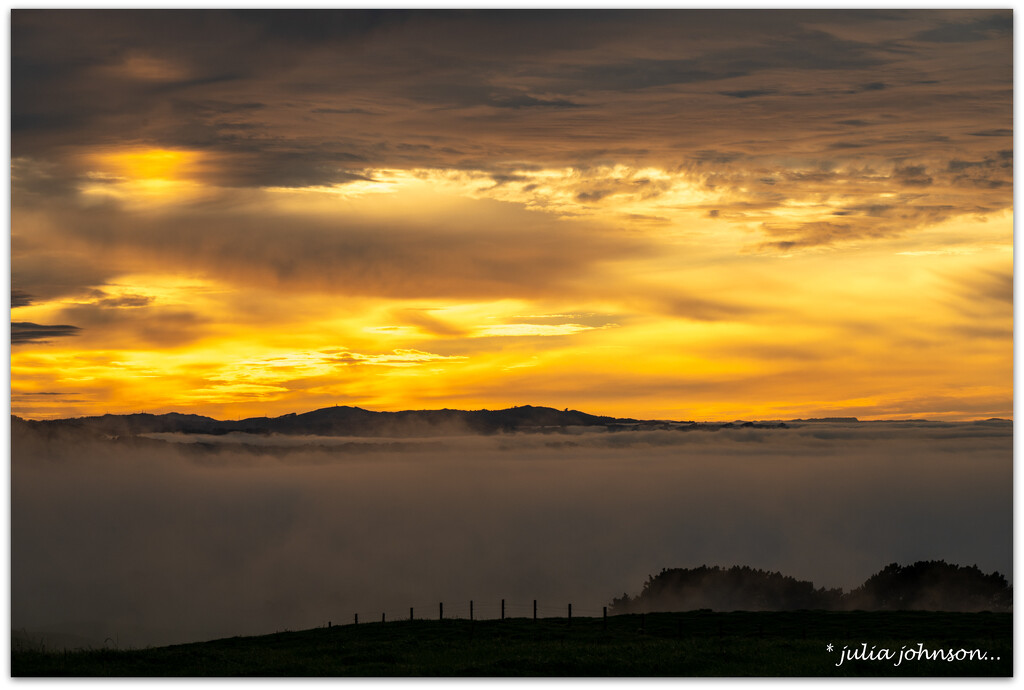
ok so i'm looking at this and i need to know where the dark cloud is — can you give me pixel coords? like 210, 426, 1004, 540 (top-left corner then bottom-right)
10, 220, 135, 302
488, 173, 529, 186
838, 203, 954, 219
659, 295, 753, 322
757, 222, 857, 251
716, 28, 885, 73
575, 190, 611, 202
210, 151, 371, 189
11, 262, 120, 305
565, 59, 727, 92
229, 9, 413, 44
12, 322, 81, 344
10, 158, 85, 200
893, 164, 933, 187
757, 196, 962, 250
969, 129, 1012, 137
310, 107, 376, 115
780, 170, 838, 184
691, 151, 745, 164
12, 290, 34, 308
719, 89, 776, 99
941, 269, 1013, 314
948, 159, 984, 171
549, 26, 882, 97
828, 141, 870, 150
10, 12, 1007, 170
13, 10, 360, 163
912, 13, 1011, 43
47, 302, 208, 348
14, 197, 649, 302
490, 94, 583, 109
10, 9, 1013, 252
717, 343, 826, 363
93, 293, 154, 308
193, 100, 266, 113
946, 153, 1012, 190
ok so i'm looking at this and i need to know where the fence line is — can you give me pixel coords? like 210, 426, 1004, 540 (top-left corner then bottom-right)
336, 598, 621, 627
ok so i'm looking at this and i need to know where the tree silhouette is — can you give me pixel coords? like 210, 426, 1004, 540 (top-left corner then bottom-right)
610, 565, 842, 613
843, 561, 1011, 612
611, 561, 1011, 613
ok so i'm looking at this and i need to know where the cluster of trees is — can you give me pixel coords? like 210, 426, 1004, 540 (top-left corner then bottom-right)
844, 561, 1013, 612
610, 561, 1011, 613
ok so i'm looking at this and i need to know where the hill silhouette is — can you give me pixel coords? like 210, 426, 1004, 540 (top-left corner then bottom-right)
611, 562, 1011, 613
843, 561, 1012, 612
11, 405, 644, 438
611, 566, 843, 613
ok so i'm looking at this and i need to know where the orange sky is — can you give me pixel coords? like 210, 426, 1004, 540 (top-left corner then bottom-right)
10, 9, 1012, 421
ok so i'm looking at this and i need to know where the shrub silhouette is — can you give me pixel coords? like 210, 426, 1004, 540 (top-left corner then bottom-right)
842, 561, 1011, 612
610, 565, 842, 613
611, 561, 1011, 613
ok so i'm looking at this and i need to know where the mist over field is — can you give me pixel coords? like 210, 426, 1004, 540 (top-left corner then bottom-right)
12, 420, 1011, 649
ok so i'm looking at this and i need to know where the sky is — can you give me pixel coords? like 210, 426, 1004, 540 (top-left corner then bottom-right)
9, 9, 1013, 421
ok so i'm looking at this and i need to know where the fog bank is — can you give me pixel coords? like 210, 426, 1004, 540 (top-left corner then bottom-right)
12, 422, 1011, 648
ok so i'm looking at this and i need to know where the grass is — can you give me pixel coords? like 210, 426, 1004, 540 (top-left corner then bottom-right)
11, 610, 1012, 677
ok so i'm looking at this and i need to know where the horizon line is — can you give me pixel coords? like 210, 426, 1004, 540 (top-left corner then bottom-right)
10, 403, 1014, 426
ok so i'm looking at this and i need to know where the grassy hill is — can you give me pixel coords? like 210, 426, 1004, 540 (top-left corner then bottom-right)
12, 610, 1011, 677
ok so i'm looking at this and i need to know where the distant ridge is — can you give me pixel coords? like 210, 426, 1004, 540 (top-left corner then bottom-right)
11, 405, 647, 438
13, 407, 1006, 440
789, 417, 859, 423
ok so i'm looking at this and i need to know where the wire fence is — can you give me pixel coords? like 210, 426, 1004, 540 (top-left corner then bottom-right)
330, 599, 615, 628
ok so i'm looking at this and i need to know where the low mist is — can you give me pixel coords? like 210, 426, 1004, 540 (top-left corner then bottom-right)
12, 421, 1012, 648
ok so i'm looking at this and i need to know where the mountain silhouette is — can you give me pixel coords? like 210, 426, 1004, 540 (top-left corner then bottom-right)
11, 405, 646, 438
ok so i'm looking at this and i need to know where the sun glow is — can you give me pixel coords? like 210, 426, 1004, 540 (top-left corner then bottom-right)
90, 148, 203, 181
76, 148, 212, 204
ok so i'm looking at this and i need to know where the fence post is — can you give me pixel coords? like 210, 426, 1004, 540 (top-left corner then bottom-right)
533, 600, 537, 620
355, 613, 358, 625
470, 600, 474, 621
440, 602, 443, 620
382, 612, 385, 624
603, 606, 607, 629
568, 603, 572, 623
328, 621, 332, 628
501, 599, 505, 620
410, 607, 414, 621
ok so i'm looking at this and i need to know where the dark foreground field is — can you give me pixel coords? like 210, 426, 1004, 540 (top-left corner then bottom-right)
12, 611, 1011, 677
